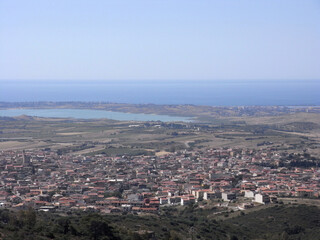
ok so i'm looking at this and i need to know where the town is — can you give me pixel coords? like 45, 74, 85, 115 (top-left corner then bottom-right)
1, 146, 319, 215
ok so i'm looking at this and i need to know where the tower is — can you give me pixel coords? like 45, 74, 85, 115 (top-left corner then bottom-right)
22, 150, 30, 165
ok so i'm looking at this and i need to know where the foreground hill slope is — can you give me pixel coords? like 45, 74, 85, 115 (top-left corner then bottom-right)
0, 204, 320, 240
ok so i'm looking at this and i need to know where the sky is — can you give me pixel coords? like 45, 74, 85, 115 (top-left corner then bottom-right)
0, 0, 319, 81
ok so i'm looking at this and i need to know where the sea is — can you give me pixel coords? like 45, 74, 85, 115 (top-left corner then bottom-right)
0, 80, 319, 106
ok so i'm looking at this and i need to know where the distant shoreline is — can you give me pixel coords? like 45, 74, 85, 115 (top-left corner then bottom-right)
0, 102, 320, 122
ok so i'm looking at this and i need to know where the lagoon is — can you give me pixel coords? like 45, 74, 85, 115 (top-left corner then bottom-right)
0, 108, 191, 122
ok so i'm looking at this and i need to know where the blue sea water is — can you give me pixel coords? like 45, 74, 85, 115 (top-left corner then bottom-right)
0, 80, 319, 106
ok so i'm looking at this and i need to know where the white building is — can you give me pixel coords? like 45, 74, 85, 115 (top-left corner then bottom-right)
181, 197, 195, 206
244, 190, 255, 198
159, 197, 168, 205
203, 192, 216, 200
222, 192, 236, 201
255, 193, 270, 204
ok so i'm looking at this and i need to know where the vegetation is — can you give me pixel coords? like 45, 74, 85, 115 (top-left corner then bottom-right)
1, 205, 320, 239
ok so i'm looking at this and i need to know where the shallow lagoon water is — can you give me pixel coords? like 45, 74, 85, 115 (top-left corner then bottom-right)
0, 108, 191, 122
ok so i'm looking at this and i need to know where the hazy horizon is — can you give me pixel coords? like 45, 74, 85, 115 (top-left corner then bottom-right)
1, 0, 320, 81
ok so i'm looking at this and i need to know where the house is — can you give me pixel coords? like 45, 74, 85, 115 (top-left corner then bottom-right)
296, 189, 314, 198
238, 203, 254, 210
203, 191, 216, 200
244, 190, 255, 199
168, 196, 181, 205
222, 192, 236, 201
255, 193, 270, 204
39, 205, 57, 212
159, 197, 168, 205
0, 201, 11, 208
181, 196, 195, 206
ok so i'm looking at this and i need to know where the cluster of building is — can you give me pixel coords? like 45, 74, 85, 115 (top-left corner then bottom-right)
0, 147, 319, 214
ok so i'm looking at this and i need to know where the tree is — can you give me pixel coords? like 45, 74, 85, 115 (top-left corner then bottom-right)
24, 208, 36, 229
79, 214, 119, 240
169, 230, 181, 240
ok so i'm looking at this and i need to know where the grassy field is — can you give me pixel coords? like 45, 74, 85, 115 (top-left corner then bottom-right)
1, 112, 320, 158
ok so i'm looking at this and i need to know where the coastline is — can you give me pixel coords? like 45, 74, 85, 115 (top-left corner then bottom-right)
0, 102, 320, 121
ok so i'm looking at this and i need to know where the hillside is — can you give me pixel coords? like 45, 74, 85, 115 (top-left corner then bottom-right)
1, 204, 320, 240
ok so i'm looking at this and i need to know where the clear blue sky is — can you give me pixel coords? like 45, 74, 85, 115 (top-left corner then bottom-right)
0, 0, 319, 80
